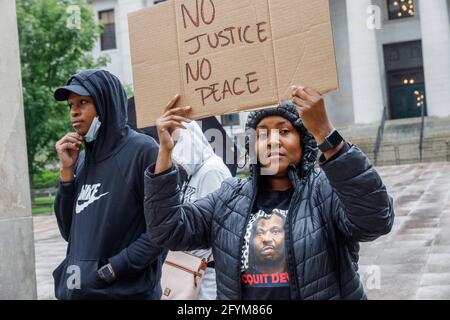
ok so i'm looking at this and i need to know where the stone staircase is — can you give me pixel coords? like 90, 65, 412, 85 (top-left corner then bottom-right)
338, 117, 450, 166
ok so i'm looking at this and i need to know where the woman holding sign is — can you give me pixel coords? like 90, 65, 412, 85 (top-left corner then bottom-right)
143, 86, 394, 300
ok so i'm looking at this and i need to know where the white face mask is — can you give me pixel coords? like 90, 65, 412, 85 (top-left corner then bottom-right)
84, 116, 101, 142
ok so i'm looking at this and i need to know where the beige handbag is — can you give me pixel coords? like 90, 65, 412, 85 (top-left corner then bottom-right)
160, 251, 208, 300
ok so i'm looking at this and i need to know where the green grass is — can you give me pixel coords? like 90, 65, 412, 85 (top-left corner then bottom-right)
33, 196, 55, 204
32, 195, 55, 215
32, 206, 53, 215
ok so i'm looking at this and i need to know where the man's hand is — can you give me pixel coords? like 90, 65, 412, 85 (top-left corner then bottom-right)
291, 85, 343, 159
55, 133, 83, 182
155, 94, 192, 174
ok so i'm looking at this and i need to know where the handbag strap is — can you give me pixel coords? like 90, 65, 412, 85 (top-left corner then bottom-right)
164, 259, 207, 277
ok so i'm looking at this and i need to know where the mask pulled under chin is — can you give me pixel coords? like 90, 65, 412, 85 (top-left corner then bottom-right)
84, 116, 101, 142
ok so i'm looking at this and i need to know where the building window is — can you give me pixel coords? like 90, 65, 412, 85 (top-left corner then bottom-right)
99, 9, 116, 51
387, 0, 415, 20
384, 41, 426, 120
221, 114, 240, 127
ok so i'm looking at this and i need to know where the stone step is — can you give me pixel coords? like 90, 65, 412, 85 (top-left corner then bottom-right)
339, 116, 450, 140
339, 117, 450, 166
233, 117, 450, 168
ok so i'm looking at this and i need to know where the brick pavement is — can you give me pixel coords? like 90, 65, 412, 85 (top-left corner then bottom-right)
33, 162, 450, 299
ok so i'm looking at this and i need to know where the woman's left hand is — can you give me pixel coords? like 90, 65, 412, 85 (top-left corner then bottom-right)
291, 85, 334, 145
292, 85, 344, 159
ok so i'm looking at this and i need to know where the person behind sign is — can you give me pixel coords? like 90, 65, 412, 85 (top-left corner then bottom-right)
170, 120, 231, 300
143, 86, 394, 299
52, 69, 166, 299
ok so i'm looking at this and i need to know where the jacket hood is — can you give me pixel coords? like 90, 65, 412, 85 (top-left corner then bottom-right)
245, 100, 318, 181
172, 121, 216, 176
68, 69, 129, 162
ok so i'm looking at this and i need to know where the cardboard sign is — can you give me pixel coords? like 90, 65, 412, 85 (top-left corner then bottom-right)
129, 0, 338, 127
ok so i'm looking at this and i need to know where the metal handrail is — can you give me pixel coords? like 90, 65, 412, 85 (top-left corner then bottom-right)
419, 103, 426, 162
373, 105, 387, 166
374, 140, 449, 166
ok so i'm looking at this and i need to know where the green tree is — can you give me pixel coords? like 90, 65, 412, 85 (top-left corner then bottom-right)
17, 0, 108, 177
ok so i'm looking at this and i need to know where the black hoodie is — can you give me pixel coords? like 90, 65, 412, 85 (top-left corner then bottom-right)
53, 70, 166, 299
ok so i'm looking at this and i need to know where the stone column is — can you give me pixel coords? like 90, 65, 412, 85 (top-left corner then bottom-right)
420, 0, 450, 118
0, 0, 37, 299
346, 0, 385, 124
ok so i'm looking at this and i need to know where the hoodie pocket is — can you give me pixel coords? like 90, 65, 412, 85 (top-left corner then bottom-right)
53, 256, 111, 300
110, 266, 155, 299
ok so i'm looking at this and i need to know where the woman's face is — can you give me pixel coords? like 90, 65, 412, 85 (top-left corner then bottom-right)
256, 116, 302, 177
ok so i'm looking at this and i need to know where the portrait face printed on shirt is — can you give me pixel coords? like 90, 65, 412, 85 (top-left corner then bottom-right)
249, 212, 287, 274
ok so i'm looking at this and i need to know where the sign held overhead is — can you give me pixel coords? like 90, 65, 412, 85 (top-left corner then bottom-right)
129, 0, 338, 127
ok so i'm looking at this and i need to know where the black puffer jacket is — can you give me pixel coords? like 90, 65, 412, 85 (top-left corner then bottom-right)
144, 142, 394, 299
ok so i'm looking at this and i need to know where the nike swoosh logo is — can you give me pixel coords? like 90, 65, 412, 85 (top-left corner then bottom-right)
75, 192, 109, 214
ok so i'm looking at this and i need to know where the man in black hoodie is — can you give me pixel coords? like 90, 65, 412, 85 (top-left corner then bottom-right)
52, 69, 166, 299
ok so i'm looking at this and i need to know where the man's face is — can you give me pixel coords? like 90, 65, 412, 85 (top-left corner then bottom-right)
256, 116, 302, 177
252, 214, 286, 266
68, 93, 97, 137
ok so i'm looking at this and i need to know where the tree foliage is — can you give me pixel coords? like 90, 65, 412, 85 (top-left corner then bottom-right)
17, 0, 108, 175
